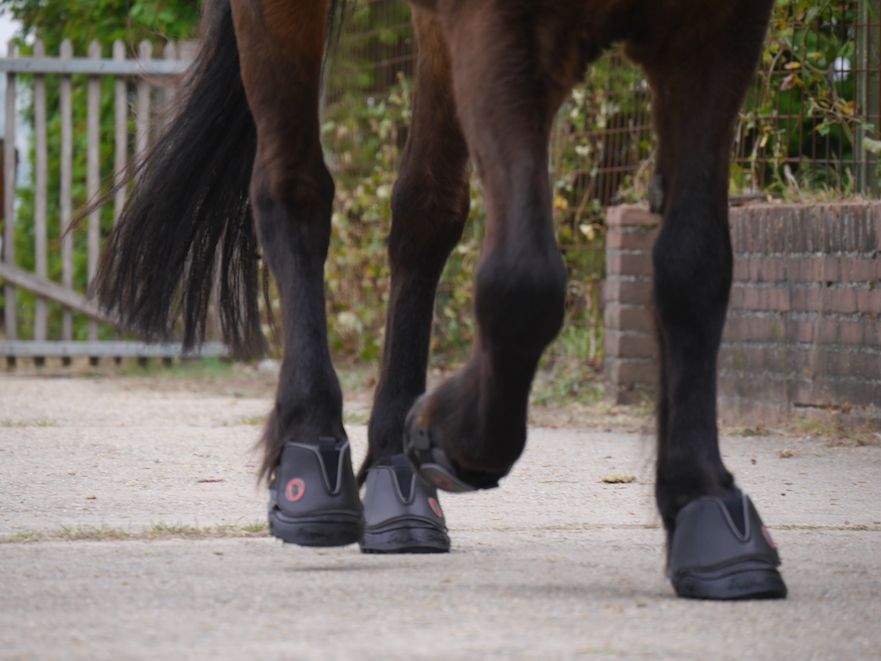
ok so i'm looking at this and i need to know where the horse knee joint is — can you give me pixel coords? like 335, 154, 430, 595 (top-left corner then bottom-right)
256, 157, 333, 207
475, 249, 567, 350
388, 172, 469, 271
251, 159, 335, 249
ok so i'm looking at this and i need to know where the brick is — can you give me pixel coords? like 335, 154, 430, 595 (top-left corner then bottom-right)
791, 376, 881, 410
718, 372, 788, 407
787, 287, 857, 314
840, 257, 881, 282
605, 330, 658, 359
760, 287, 792, 312
812, 256, 842, 283
788, 318, 814, 344
724, 313, 779, 344
741, 285, 761, 310
732, 257, 749, 281
606, 205, 660, 228
747, 256, 761, 282
794, 288, 821, 313
802, 348, 881, 381
824, 288, 859, 314
723, 344, 786, 375
603, 278, 652, 306
606, 357, 657, 387
606, 227, 658, 251
784, 210, 809, 253
728, 285, 744, 310
604, 303, 655, 334
857, 289, 881, 314
758, 258, 786, 282
829, 319, 879, 346
607, 251, 653, 278
874, 210, 881, 250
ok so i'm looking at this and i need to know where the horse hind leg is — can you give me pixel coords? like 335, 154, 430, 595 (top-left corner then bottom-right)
401, 4, 586, 491
231, 0, 362, 546
628, 0, 786, 599
358, 8, 470, 554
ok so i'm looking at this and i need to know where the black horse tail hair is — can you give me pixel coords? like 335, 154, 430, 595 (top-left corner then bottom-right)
92, 0, 263, 358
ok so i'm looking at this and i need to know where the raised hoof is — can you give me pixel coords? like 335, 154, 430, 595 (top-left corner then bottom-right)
359, 455, 450, 554
403, 392, 503, 493
268, 438, 364, 547
669, 490, 787, 600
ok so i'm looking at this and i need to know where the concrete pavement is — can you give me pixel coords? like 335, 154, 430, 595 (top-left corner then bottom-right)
1, 374, 879, 660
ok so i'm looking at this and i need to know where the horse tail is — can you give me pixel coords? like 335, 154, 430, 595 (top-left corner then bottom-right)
94, 0, 262, 357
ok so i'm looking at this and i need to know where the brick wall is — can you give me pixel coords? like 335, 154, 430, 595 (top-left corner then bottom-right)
604, 206, 659, 405
604, 203, 881, 427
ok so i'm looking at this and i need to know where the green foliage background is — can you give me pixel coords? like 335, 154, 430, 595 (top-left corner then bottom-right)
0, 0, 873, 405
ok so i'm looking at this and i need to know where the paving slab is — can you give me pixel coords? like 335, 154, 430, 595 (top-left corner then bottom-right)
1, 374, 880, 660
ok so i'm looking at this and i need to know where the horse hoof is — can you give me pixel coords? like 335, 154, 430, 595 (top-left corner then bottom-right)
669, 489, 787, 600
268, 438, 364, 547
359, 454, 450, 554
403, 392, 503, 493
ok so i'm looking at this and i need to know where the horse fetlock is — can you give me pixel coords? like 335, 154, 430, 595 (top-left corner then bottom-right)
655, 464, 736, 532
403, 367, 526, 492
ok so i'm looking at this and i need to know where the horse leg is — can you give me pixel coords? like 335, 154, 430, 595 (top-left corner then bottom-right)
231, 0, 362, 546
359, 8, 470, 553
627, 0, 786, 598
402, 4, 585, 491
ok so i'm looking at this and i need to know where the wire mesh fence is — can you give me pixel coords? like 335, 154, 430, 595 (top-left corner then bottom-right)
733, 1, 881, 195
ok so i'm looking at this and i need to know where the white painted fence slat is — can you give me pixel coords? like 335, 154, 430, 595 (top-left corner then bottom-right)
0, 57, 187, 76
4, 40, 17, 343
33, 40, 47, 343
0, 340, 226, 359
60, 39, 73, 341
113, 40, 127, 224
136, 41, 152, 158
87, 41, 101, 344
160, 41, 176, 131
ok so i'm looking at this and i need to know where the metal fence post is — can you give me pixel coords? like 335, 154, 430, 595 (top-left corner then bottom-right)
857, 0, 881, 196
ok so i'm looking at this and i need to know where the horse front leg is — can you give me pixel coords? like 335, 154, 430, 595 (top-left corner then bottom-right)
358, 8, 470, 553
402, 4, 584, 491
232, 0, 362, 546
629, 0, 786, 598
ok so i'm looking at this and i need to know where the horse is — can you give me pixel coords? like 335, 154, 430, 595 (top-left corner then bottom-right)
94, 0, 786, 600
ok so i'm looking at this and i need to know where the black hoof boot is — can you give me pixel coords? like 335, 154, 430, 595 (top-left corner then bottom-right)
403, 392, 505, 493
669, 490, 787, 600
268, 437, 364, 547
359, 454, 450, 554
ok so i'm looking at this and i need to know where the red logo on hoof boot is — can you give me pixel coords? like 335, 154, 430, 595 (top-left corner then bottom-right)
428, 498, 443, 518
285, 478, 305, 502
432, 476, 456, 491
762, 526, 777, 549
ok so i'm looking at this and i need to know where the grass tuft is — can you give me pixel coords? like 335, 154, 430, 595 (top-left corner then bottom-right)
0, 419, 59, 427
0, 520, 270, 544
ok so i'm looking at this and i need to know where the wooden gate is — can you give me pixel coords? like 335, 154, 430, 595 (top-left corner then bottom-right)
0, 39, 225, 363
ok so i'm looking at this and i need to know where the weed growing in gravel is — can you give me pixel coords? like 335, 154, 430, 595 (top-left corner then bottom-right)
0, 520, 270, 544
217, 415, 265, 427
121, 357, 234, 381
0, 419, 58, 427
